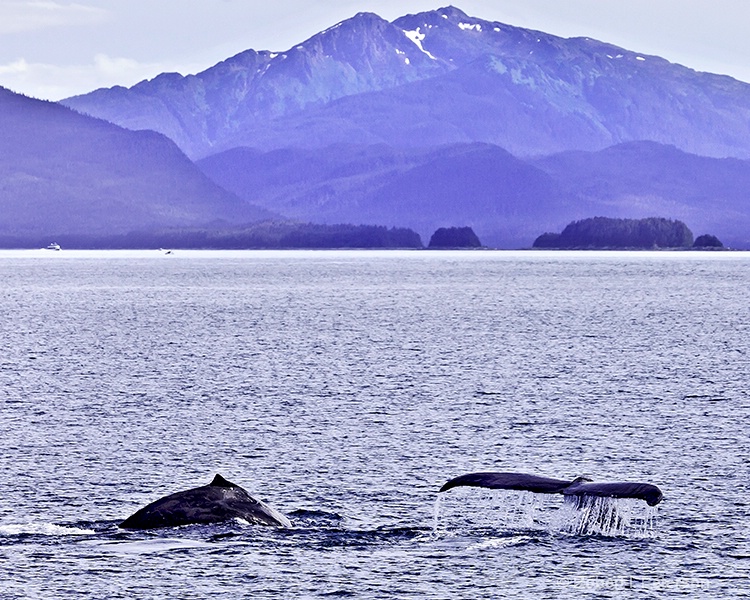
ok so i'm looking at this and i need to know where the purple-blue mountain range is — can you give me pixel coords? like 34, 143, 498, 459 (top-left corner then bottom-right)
63, 6, 750, 161
2, 6, 750, 247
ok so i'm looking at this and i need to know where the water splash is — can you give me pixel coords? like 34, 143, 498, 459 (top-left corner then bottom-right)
0, 522, 95, 536
434, 490, 658, 538
467, 535, 535, 551
92, 538, 212, 555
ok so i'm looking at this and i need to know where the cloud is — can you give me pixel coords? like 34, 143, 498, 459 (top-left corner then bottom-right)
92, 53, 142, 77
0, 54, 171, 100
0, 1, 108, 34
0, 58, 30, 75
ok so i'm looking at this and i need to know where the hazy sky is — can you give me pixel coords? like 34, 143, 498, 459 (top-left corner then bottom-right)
1, 0, 748, 100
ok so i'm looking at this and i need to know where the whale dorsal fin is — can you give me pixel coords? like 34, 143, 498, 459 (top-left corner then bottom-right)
210, 474, 236, 488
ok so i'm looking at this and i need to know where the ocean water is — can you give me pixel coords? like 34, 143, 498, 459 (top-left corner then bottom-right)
0, 249, 748, 598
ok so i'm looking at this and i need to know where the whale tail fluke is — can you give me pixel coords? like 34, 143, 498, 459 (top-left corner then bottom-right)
563, 480, 663, 506
439, 471, 663, 506
439, 472, 572, 494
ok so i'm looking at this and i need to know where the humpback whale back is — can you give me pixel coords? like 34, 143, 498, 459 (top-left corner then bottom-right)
439, 472, 663, 506
119, 474, 292, 529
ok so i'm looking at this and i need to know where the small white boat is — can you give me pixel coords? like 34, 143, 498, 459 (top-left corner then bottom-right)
45, 242, 61, 251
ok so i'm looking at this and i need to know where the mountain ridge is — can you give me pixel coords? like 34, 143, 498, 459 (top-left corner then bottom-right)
0, 86, 272, 241
196, 139, 750, 249
6, 7, 750, 248
61, 6, 750, 160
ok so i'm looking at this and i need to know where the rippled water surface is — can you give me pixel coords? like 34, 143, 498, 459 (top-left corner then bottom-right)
1, 249, 748, 598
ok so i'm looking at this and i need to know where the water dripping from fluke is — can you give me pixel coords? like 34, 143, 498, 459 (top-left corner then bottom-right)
432, 494, 443, 536
553, 496, 659, 537
434, 489, 659, 539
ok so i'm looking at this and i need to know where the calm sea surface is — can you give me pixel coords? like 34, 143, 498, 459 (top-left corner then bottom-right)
1, 249, 748, 598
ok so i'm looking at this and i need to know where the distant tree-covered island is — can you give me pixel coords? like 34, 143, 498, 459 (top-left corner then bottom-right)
692, 234, 724, 248
118, 222, 424, 249
428, 227, 482, 248
533, 217, 701, 249
4, 221, 423, 250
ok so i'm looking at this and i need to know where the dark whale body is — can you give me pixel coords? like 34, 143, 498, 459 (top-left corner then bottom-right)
119, 474, 292, 529
439, 472, 663, 506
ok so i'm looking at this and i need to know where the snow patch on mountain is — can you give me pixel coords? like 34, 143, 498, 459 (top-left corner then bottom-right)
458, 22, 482, 32
402, 28, 437, 60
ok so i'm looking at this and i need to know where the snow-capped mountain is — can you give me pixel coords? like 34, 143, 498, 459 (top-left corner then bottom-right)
62, 6, 750, 160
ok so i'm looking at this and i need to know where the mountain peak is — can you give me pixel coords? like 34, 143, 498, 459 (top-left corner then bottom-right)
397, 5, 471, 25
436, 5, 471, 19
311, 11, 390, 42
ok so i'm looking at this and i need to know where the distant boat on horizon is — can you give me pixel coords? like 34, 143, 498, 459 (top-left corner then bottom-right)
45, 242, 61, 251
